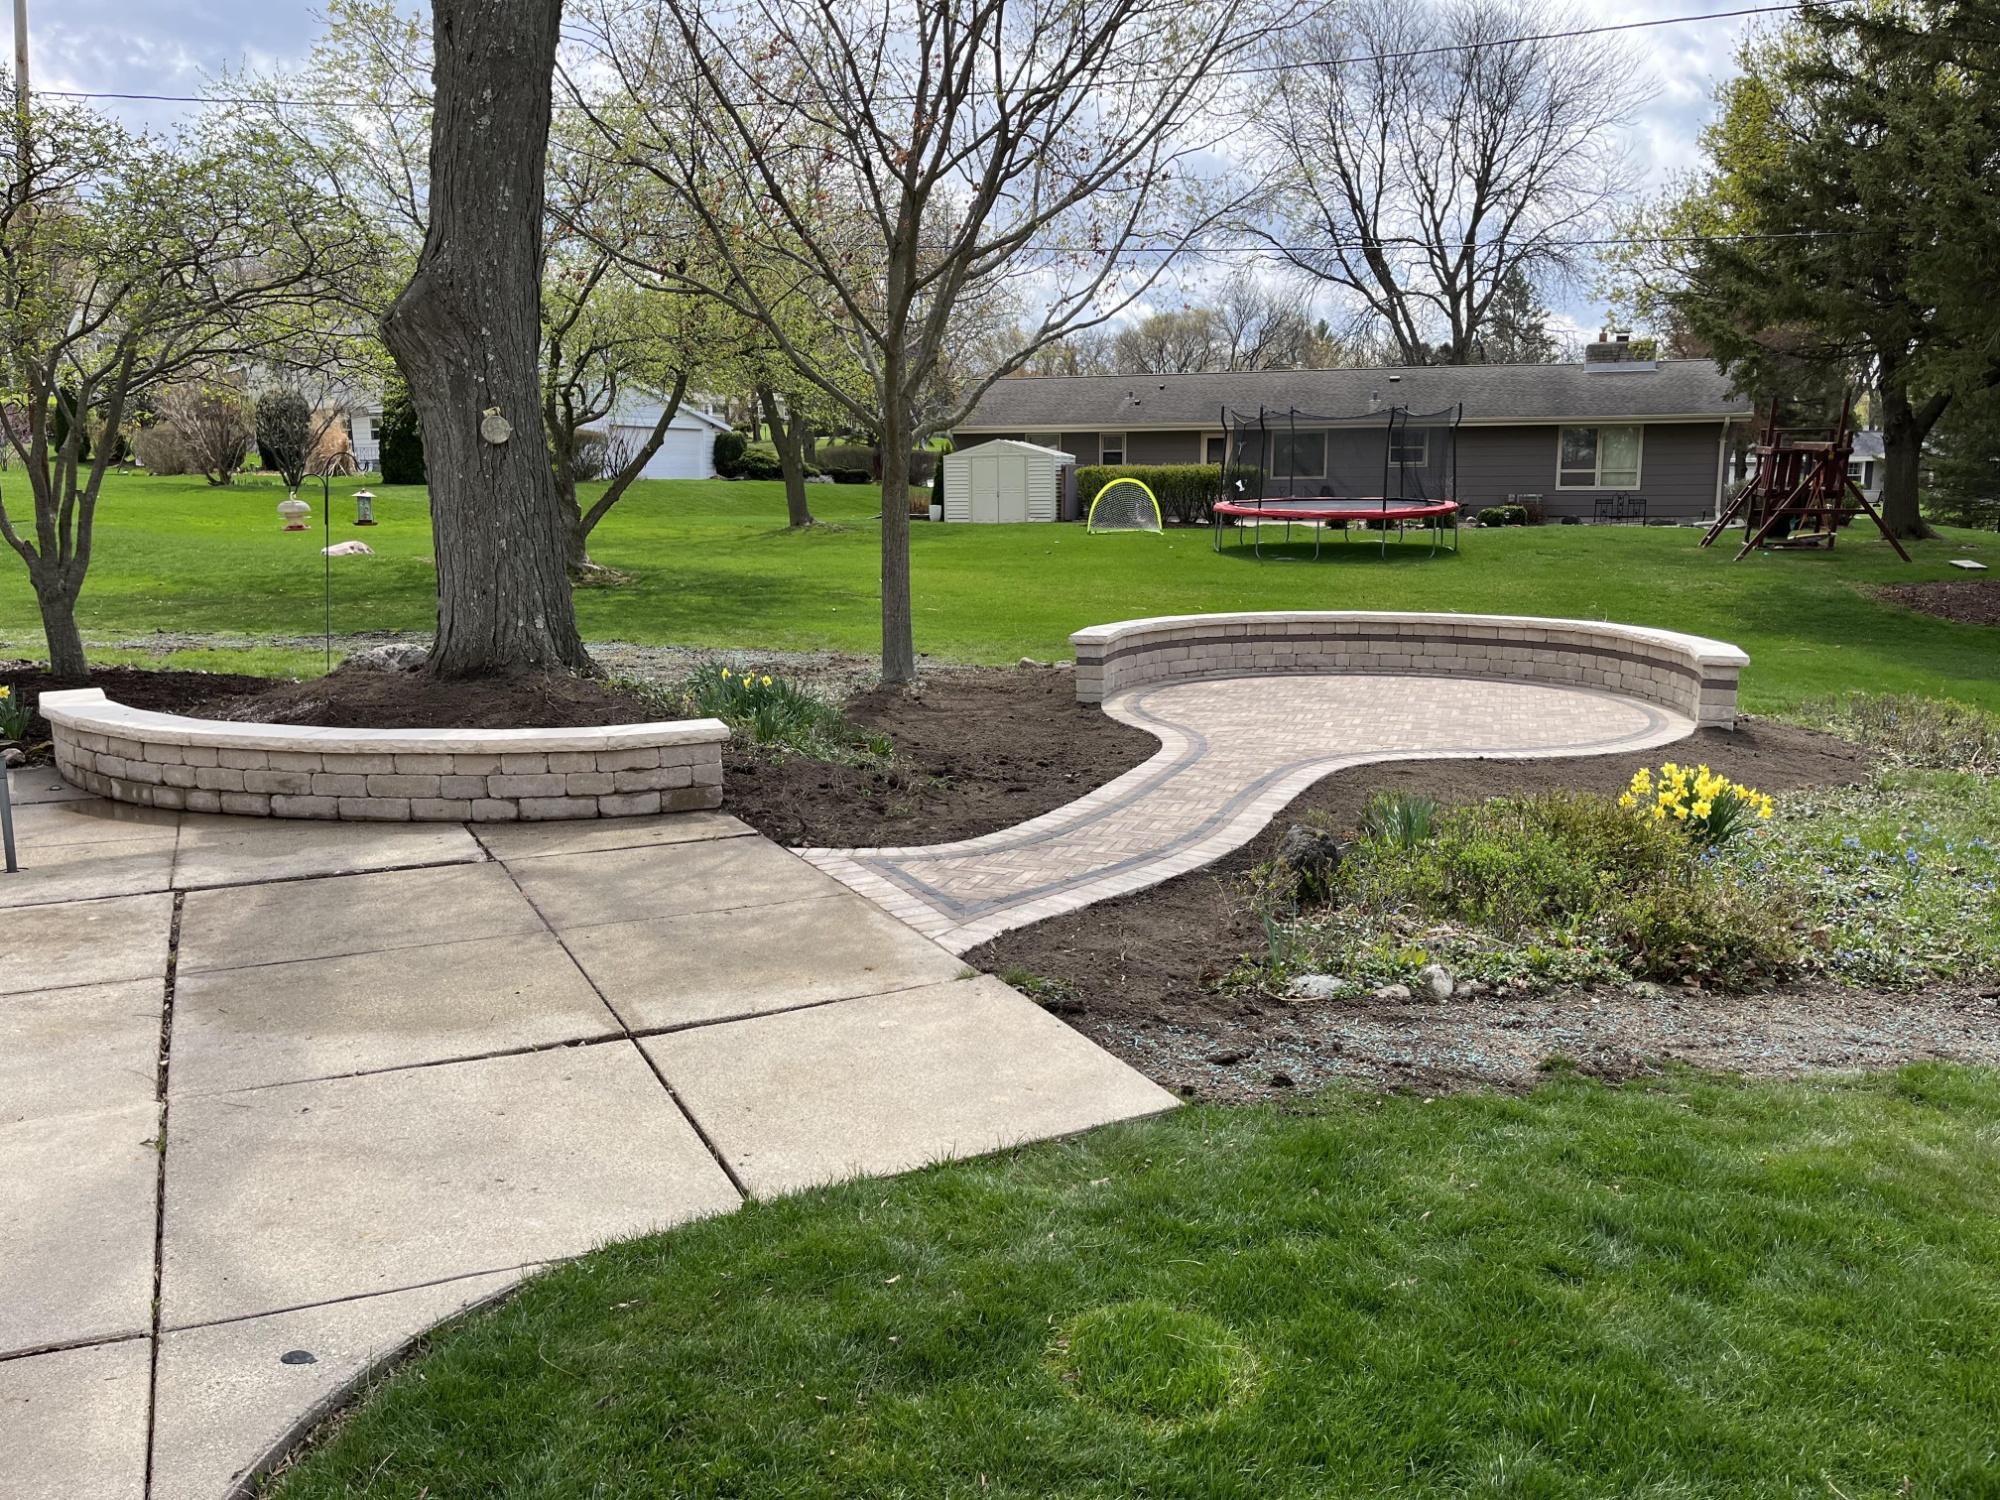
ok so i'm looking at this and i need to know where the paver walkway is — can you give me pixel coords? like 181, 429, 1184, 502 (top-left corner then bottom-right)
0, 766, 1172, 1500
804, 674, 1695, 952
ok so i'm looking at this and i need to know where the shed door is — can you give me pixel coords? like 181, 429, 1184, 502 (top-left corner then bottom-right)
997, 454, 1029, 522
970, 454, 1000, 522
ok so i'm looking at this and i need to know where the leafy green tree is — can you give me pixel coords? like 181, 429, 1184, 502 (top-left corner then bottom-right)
377, 375, 426, 485
1612, 6, 2000, 537
255, 388, 314, 493
0, 103, 373, 679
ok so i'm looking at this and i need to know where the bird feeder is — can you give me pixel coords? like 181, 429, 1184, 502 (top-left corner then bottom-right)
353, 489, 377, 526
277, 497, 311, 531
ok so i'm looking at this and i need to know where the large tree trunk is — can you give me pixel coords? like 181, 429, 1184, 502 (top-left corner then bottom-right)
758, 386, 816, 529
1877, 382, 1948, 540
878, 401, 916, 684
381, 0, 589, 680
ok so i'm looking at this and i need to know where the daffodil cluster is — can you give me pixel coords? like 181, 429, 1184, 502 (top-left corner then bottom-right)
0, 683, 27, 741
1618, 762, 1774, 845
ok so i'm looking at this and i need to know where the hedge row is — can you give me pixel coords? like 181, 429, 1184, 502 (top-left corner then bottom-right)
1075, 464, 1268, 525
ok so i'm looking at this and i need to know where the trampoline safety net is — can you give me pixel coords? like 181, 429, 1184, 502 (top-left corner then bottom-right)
1218, 403, 1461, 509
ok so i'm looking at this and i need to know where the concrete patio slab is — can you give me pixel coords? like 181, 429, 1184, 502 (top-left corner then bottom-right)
564, 892, 968, 1032
176, 862, 539, 974
11, 799, 180, 848
0, 1101, 160, 1356
5, 764, 94, 805
0, 836, 178, 909
169, 933, 619, 1097
644, 976, 1179, 1198
161, 1043, 740, 1326
150, 1268, 525, 1500
0, 1337, 151, 1500
172, 814, 483, 890
477, 808, 755, 862
0, 892, 174, 997
509, 835, 844, 931
0, 979, 161, 1126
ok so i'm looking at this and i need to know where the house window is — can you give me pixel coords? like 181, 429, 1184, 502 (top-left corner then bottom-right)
1099, 433, 1126, 466
1389, 430, 1429, 467
1558, 425, 1642, 488
1027, 433, 1060, 450
1847, 459, 1875, 489
1272, 430, 1326, 479
1205, 435, 1226, 465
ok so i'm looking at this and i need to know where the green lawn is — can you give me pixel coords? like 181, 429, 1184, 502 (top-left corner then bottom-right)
1, 471, 1995, 711
275, 1068, 2000, 1498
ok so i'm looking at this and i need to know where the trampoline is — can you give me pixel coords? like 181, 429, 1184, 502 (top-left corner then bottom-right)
1211, 401, 1462, 560
1212, 496, 1461, 558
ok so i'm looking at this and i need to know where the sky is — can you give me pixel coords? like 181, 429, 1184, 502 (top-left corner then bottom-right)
25, 0, 1771, 334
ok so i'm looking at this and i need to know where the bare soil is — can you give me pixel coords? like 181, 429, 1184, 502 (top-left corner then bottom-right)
723, 667, 1158, 847
958, 719, 2000, 1100
1874, 577, 2000, 627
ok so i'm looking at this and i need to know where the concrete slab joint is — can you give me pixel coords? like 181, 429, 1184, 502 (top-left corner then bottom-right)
38, 689, 731, 823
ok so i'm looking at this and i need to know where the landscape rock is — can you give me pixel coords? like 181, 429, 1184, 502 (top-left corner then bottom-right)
1418, 963, 1455, 1000
345, 643, 429, 674
1274, 823, 1344, 899
1289, 973, 1350, 1001
1373, 983, 1413, 1001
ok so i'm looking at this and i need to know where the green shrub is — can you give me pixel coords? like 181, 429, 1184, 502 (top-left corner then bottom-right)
816, 442, 876, 476
1477, 505, 1528, 527
713, 430, 748, 477
1612, 877, 1801, 988
1076, 464, 1223, 525
829, 467, 871, 485
378, 379, 425, 485
737, 446, 784, 481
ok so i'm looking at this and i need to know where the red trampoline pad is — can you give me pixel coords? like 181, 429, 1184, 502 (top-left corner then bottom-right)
1214, 499, 1460, 524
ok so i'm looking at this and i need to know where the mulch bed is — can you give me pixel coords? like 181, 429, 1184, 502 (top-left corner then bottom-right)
1874, 577, 2000, 627
722, 667, 1157, 847
958, 719, 1998, 1101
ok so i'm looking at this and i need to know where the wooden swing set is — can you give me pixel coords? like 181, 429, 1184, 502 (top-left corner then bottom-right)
1701, 395, 1911, 562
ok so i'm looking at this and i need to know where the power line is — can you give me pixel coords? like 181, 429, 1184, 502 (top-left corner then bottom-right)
28, 3, 1801, 110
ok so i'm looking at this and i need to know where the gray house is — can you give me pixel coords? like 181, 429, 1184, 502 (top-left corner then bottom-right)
952, 341, 1753, 522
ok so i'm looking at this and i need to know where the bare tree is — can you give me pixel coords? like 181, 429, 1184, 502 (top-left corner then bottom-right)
160, 383, 255, 486
1257, 0, 1642, 365
580, 0, 1274, 683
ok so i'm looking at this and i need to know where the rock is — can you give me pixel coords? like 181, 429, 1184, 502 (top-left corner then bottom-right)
1054, 660, 1074, 671
1289, 974, 1350, 1001
2, 746, 24, 767
345, 643, 429, 673
1373, 983, 1412, 1001
320, 540, 375, 557
1418, 963, 1455, 1000
1274, 823, 1344, 900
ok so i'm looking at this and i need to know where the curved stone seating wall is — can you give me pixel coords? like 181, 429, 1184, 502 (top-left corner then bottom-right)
1069, 611, 1747, 727
38, 688, 728, 821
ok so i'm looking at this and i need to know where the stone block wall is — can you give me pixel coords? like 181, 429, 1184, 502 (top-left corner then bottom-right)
1069, 612, 1747, 727
38, 689, 729, 821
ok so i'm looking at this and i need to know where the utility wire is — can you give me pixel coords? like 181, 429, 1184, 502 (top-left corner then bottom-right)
29, 2, 1802, 109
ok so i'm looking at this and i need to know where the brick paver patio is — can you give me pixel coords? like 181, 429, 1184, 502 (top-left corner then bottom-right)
803, 673, 1695, 952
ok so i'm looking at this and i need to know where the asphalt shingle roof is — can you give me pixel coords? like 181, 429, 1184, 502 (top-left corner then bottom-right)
957, 361, 1750, 431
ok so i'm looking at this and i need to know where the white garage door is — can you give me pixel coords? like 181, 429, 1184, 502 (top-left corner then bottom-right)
613, 425, 714, 481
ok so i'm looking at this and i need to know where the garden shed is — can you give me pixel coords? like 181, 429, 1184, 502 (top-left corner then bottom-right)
942, 439, 1075, 523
